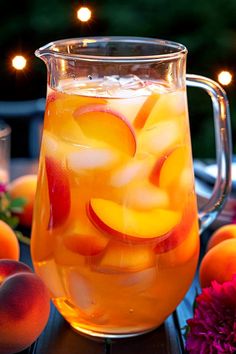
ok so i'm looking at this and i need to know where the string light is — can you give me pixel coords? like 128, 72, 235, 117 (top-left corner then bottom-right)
77, 6, 92, 22
12, 55, 27, 70
217, 70, 232, 86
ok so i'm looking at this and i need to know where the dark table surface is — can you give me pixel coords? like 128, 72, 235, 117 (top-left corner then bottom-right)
11, 158, 205, 354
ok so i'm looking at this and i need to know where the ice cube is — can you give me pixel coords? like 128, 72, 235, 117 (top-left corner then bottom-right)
42, 131, 59, 156
125, 182, 169, 210
100, 75, 149, 98
139, 120, 181, 155
36, 259, 66, 298
64, 269, 109, 324
119, 267, 157, 288
67, 147, 119, 172
66, 271, 93, 310
110, 160, 147, 187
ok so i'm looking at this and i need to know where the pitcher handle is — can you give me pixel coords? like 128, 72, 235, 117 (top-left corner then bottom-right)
186, 74, 232, 233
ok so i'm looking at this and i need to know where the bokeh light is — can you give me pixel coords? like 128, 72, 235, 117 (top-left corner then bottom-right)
218, 70, 232, 86
12, 55, 27, 70
77, 7, 92, 22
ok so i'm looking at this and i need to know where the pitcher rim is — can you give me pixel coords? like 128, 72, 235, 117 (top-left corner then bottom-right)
35, 36, 187, 63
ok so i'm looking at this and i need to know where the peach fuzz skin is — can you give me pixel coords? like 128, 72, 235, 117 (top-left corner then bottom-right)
199, 239, 236, 288
0, 260, 50, 354
207, 224, 236, 251
0, 220, 19, 260
8, 174, 38, 228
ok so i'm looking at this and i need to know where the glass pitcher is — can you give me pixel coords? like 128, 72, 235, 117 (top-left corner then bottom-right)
31, 37, 232, 338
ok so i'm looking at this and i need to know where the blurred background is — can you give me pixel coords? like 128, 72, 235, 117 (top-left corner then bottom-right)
0, 0, 235, 158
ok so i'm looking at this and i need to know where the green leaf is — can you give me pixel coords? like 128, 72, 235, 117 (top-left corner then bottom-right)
193, 287, 200, 310
182, 324, 190, 339
15, 231, 30, 246
10, 197, 27, 211
0, 214, 20, 229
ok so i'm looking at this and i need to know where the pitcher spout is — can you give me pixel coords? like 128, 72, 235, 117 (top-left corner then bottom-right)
35, 42, 56, 65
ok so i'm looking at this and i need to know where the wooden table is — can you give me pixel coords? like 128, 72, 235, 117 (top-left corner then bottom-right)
12, 158, 203, 354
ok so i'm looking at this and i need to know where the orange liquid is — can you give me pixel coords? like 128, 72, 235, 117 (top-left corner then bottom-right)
31, 81, 199, 337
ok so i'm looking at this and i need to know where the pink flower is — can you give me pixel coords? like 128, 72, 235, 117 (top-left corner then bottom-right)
186, 276, 236, 353
0, 183, 7, 193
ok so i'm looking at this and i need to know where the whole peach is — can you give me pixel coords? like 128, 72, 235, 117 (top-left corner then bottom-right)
199, 239, 236, 288
207, 224, 236, 251
0, 260, 50, 354
8, 174, 37, 228
0, 220, 19, 260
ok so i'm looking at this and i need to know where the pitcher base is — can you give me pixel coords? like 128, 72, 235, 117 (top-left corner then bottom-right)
70, 322, 157, 340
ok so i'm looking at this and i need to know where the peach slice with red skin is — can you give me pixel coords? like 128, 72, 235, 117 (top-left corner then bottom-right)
159, 146, 190, 188
154, 203, 197, 253
133, 92, 160, 129
149, 147, 175, 186
158, 224, 199, 268
45, 156, 71, 229
149, 146, 189, 187
73, 104, 136, 156
87, 198, 181, 243
63, 232, 109, 256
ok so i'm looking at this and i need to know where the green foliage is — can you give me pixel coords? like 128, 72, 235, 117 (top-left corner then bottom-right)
0, 185, 30, 245
0, 189, 26, 229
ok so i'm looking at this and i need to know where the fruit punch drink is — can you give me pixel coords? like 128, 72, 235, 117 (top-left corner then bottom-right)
31, 75, 199, 337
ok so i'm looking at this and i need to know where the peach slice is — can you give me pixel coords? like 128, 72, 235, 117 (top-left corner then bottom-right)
63, 232, 108, 256
47, 90, 106, 107
144, 90, 186, 128
154, 203, 197, 254
158, 146, 189, 188
133, 93, 160, 129
87, 198, 181, 242
158, 224, 199, 268
149, 146, 192, 187
54, 238, 85, 267
149, 148, 174, 186
62, 206, 109, 257
73, 104, 136, 156
45, 93, 107, 142
95, 241, 156, 273
45, 156, 71, 229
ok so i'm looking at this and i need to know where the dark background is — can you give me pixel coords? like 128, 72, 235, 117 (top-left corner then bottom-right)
0, 0, 235, 158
